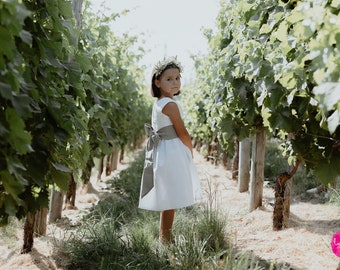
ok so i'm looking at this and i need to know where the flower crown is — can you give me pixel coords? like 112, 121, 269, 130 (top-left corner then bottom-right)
153, 56, 183, 77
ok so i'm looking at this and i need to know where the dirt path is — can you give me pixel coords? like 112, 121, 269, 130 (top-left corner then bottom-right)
194, 150, 340, 270
1, 149, 340, 269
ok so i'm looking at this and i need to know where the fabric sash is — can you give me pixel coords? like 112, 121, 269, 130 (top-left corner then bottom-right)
140, 124, 178, 198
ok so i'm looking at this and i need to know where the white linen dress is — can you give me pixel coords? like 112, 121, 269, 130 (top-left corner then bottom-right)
139, 97, 202, 211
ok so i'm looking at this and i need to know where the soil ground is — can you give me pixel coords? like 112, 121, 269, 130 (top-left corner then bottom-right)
1, 149, 339, 270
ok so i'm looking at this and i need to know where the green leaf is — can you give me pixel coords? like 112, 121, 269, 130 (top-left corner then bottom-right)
51, 167, 70, 191
269, 87, 284, 107
261, 107, 271, 128
58, 0, 74, 19
335, 33, 340, 51
0, 26, 14, 59
286, 10, 304, 24
331, 0, 340, 9
12, 93, 32, 118
293, 20, 315, 40
5, 108, 32, 154
35, 188, 49, 209
260, 23, 272, 34
275, 21, 288, 42
0, 83, 13, 100
313, 69, 326, 85
314, 157, 340, 185
268, 109, 296, 132
0, 171, 25, 204
313, 82, 340, 111
75, 53, 92, 73
279, 71, 297, 90
15, 3, 32, 23
51, 162, 71, 173
6, 156, 27, 185
4, 195, 17, 217
19, 30, 32, 45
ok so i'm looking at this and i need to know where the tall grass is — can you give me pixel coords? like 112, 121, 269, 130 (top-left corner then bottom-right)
56, 150, 279, 269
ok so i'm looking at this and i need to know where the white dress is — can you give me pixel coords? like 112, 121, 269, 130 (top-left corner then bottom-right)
139, 97, 202, 211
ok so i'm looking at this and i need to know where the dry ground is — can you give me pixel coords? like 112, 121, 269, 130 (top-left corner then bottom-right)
195, 151, 340, 270
1, 149, 340, 270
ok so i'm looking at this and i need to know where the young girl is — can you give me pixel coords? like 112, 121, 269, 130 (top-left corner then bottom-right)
139, 57, 202, 244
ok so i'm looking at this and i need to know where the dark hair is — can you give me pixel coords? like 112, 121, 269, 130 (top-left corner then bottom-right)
151, 62, 182, 98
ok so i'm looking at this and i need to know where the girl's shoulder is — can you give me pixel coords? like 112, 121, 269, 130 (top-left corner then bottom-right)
156, 97, 177, 110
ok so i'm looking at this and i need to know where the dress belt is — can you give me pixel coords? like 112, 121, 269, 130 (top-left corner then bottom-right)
140, 124, 178, 198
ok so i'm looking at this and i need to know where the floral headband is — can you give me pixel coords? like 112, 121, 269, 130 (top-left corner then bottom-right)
153, 56, 183, 78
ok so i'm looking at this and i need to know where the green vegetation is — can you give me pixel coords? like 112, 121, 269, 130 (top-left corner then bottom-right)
1, 0, 338, 264
0, 0, 150, 227
55, 152, 280, 270
0, 217, 23, 248
264, 139, 321, 195
329, 179, 340, 206
186, 0, 340, 185
330, 187, 340, 207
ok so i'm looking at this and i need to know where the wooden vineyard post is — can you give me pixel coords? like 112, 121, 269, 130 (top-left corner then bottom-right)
113, 149, 119, 169
106, 148, 119, 176
34, 208, 48, 236
49, 189, 64, 223
249, 128, 266, 211
97, 155, 105, 182
80, 157, 93, 194
65, 174, 77, 210
238, 137, 250, 192
119, 144, 125, 163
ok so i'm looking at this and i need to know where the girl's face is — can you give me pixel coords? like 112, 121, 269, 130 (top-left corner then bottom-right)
155, 68, 181, 98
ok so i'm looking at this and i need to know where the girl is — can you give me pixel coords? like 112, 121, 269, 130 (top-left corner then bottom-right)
139, 57, 202, 244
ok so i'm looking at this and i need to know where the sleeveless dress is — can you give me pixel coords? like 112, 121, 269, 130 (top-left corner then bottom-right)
138, 97, 202, 211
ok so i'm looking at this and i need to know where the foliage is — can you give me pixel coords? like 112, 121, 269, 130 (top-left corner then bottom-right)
79, 2, 151, 158
181, 74, 214, 146
0, 0, 88, 225
0, 0, 150, 226
313, 82, 340, 134
189, 0, 340, 184
265, 139, 320, 195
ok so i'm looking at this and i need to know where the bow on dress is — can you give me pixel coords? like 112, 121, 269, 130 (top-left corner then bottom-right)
144, 124, 160, 150
140, 124, 178, 198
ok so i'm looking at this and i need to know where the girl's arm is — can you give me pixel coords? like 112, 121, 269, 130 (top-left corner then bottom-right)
162, 102, 193, 156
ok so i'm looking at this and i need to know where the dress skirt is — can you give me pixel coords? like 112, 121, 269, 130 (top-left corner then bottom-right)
138, 137, 202, 211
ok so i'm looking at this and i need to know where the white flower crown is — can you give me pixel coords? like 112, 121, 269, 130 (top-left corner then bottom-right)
153, 56, 183, 77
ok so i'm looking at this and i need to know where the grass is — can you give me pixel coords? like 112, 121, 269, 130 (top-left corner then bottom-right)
55, 150, 281, 270
329, 178, 340, 206
0, 217, 23, 248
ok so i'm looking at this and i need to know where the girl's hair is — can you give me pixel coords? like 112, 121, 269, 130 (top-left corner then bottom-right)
151, 57, 182, 98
